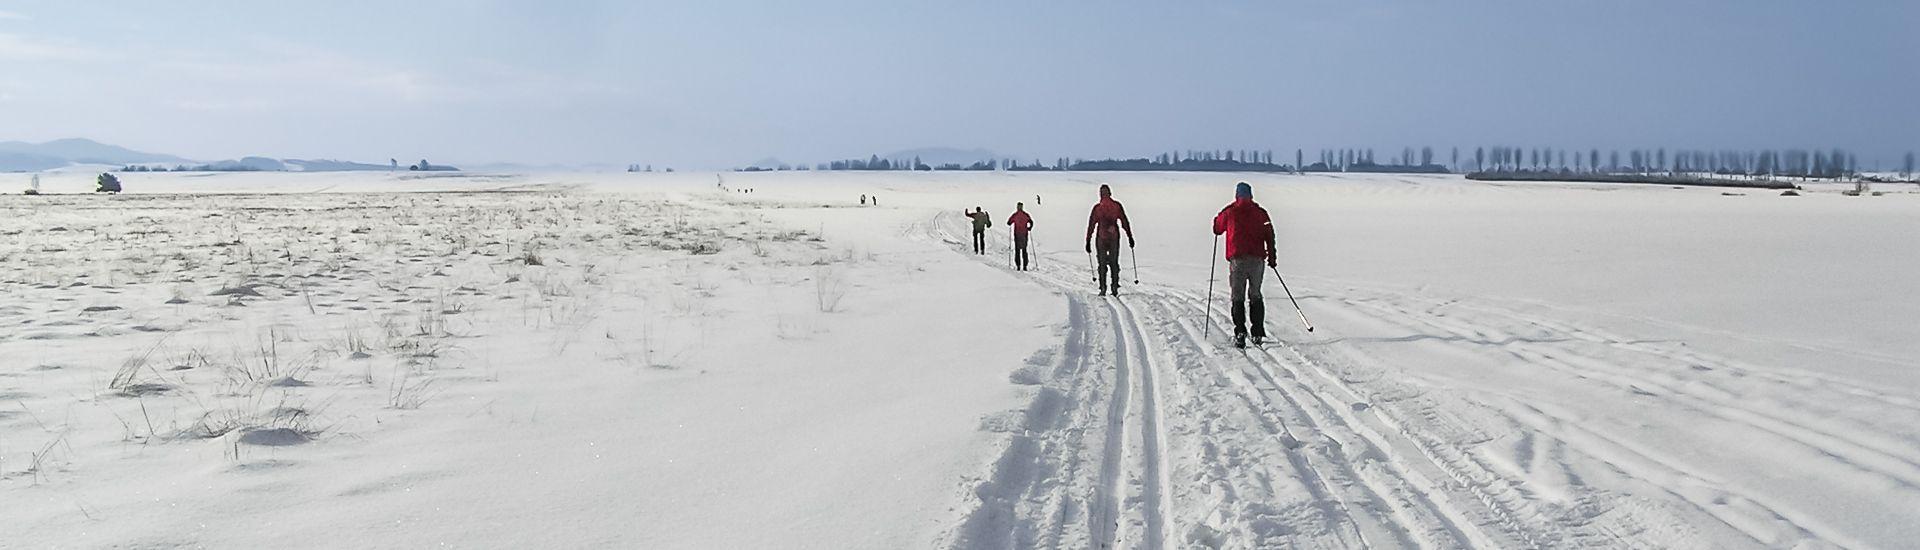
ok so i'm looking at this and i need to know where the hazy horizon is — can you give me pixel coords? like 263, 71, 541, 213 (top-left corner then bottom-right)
2, 1, 1915, 169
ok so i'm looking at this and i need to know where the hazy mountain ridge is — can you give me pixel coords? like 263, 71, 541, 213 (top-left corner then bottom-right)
0, 138, 192, 170
0, 138, 415, 172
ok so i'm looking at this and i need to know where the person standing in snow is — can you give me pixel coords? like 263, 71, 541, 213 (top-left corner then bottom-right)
1007, 203, 1035, 271
1213, 182, 1276, 349
1084, 184, 1134, 296
965, 206, 993, 255
861, 194, 867, 206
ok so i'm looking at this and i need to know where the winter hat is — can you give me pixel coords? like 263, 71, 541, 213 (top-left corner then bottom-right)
1235, 181, 1252, 199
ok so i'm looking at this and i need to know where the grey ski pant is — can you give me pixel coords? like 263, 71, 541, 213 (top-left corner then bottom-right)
1228, 257, 1266, 337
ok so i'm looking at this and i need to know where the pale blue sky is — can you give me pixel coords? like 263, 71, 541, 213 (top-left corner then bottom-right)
1, 1, 1913, 168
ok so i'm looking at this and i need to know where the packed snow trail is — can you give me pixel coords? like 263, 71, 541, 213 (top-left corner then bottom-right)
930, 208, 1917, 549
929, 211, 1506, 549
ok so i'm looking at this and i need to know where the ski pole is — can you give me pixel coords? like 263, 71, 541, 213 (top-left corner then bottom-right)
1126, 245, 1137, 284
1270, 265, 1314, 332
1204, 236, 1219, 338
1087, 248, 1096, 283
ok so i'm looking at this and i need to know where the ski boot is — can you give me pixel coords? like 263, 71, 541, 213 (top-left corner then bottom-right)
1234, 333, 1247, 349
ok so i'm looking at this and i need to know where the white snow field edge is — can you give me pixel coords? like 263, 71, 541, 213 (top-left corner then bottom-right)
2, 171, 1915, 549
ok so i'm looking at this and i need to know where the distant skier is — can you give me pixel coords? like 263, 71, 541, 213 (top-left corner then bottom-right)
1007, 203, 1034, 271
1084, 184, 1134, 296
1213, 182, 1276, 349
860, 194, 867, 206
1035, 194, 1041, 206
965, 206, 993, 255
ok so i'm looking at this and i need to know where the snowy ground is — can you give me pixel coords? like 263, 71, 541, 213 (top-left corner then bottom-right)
3, 171, 1917, 548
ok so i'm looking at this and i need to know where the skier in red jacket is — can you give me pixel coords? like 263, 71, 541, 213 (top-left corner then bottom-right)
1084, 184, 1135, 295
1007, 203, 1035, 271
1213, 182, 1276, 348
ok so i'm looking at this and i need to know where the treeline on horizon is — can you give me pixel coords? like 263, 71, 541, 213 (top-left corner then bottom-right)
745, 148, 1449, 174
1464, 146, 1908, 181
744, 147, 1917, 182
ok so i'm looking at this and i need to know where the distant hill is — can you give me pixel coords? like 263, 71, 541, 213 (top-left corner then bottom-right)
0, 138, 434, 173
0, 138, 192, 167
285, 158, 394, 172
0, 151, 69, 172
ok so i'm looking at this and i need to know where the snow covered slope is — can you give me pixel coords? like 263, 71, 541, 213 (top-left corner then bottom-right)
3, 171, 1915, 548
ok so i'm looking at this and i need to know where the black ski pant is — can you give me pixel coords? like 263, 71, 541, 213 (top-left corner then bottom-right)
1012, 233, 1030, 271
1228, 257, 1266, 338
1095, 239, 1121, 292
972, 230, 986, 255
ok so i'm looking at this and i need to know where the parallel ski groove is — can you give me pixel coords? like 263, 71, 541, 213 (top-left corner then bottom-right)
1109, 298, 1169, 550
1173, 288, 1494, 549
1093, 298, 1133, 549
1176, 287, 1524, 548
1150, 299, 1386, 549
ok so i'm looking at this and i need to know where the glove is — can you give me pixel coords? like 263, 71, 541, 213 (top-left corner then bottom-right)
1085, 242, 1092, 253
1268, 257, 1277, 268
1128, 237, 1136, 248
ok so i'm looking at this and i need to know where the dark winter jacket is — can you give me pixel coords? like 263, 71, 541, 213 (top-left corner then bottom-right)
1085, 198, 1132, 246
1007, 211, 1033, 236
1213, 197, 1274, 262
966, 211, 992, 233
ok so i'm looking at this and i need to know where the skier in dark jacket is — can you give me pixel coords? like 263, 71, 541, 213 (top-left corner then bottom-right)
1213, 182, 1276, 348
1007, 203, 1034, 271
965, 207, 993, 254
1084, 184, 1134, 295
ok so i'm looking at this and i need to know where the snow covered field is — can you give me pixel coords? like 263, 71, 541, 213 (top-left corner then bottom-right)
3, 171, 1917, 548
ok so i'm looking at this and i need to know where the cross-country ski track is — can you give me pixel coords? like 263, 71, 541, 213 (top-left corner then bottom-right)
926, 209, 1919, 549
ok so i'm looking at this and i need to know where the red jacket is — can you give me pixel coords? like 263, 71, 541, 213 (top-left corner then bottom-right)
1085, 198, 1132, 245
1007, 211, 1033, 236
1213, 198, 1274, 261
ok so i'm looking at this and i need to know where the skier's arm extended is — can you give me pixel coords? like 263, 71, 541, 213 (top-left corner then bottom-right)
1119, 203, 1135, 246
1262, 209, 1277, 267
